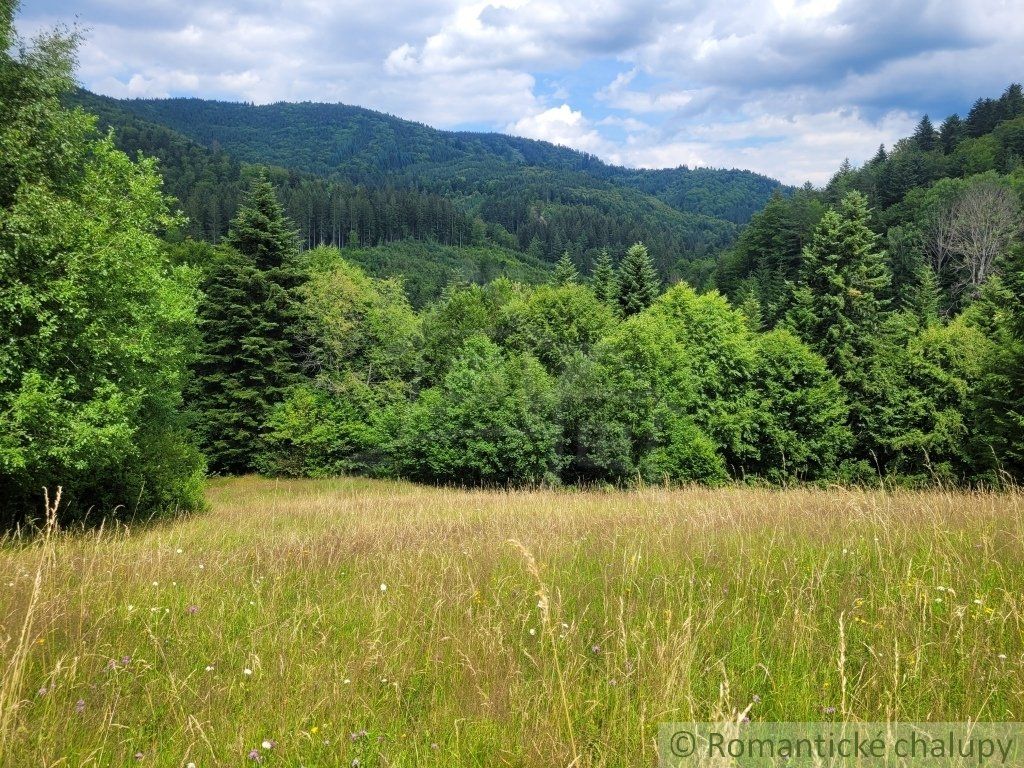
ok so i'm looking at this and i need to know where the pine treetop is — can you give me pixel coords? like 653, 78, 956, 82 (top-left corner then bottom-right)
618, 242, 660, 316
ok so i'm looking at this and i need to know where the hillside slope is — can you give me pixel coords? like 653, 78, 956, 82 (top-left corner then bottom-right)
74, 92, 784, 278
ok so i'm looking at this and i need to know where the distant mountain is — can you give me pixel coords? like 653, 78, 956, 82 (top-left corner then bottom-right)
72, 91, 785, 282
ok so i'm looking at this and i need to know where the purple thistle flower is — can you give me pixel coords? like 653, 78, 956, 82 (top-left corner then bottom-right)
823, 706, 837, 714
248, 748, 262, 761
75, 699, 85, 714
37, 687, 47, 697
591, 644, 602, 654
121, 656, 132, 666
187, 604, 199, 615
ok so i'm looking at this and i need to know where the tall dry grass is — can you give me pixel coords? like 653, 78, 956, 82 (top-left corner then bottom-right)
0, 478, 1021, 766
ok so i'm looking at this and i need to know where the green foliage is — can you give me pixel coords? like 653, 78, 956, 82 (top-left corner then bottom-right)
787, 192, 891, 381
590, 248, 619, 309
715, 189, 824, 325
0, 18, 203, 522
552, 252, 580, 285
189, 179, 302, 474
419, 279, 522, 383
749, 330, 851, 481
582, 314, 724, 484
863, 315, 989, 482
259, 252, 421, 477
617, 242, 660, 316
499, 283, 617, 373
383, 337, 561, 485
974, 243, 1024, 478
340, 239, 549, 307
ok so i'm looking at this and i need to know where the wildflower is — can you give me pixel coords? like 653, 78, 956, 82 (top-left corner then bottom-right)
592, 644, 602, 654
310, 726, 319, 735
248, 748, 261, 761
529, 628, 536, 636
752, 694, 761, 703
37, 687, 47, 697
351, 760, 360, 768
243, 668, 253, 676
431, 743, 438, 750
176, 548, 183, 554
205, 665, 215, 672
261, 740, 276, 750
187, 604, 199, 615
186, 763, 196, 768
198, 564, 205, 570
75, 699, 85, 714
380, 583, 387, 593
121, 656, 132, 666
106, 659, 118, 671
343, 678, 351, 684
823, 706, 836, 714
134, 753, 144, 761
152, 581, 159, 587
999, 654, 1008, 660
973, 599, 983, 605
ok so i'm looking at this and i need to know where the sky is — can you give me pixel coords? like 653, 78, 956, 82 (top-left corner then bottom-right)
14, 0, 1024, 185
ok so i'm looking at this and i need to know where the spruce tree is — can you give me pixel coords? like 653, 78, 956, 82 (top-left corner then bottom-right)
618, 242, 660, 316
786, 191, 891, 451
553, 251, 580, 285
939, 114, 964, 153
787, 191, 890, 380
591, 248, 619, 308
914, 115, 936, 151
979, 242, 1024, 477
190, 177, 302, 474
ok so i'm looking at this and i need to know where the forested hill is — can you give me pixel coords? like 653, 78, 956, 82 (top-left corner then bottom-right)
70, 90, 784, 281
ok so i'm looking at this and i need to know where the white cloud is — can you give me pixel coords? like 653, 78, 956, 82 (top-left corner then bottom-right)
508, 104, 614, 155
15, 0, 1024, 184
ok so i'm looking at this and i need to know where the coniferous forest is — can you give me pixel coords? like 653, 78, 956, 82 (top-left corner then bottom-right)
3, 5, 1024, 526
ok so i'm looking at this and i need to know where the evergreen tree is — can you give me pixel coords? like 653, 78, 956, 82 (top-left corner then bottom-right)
999, 83, 1024, 121
939, 114, 965, 153
870, 144, 888, 165
966, 97, 1000, 137
617, 242, 660, 316
553, 251, 580, 285
190, 178, 303, 474
590, 248, 619, 308
914, 115, 937, 151
978, 242, 1024, 478
225, 176, 300, 275
786, 192, 891, 445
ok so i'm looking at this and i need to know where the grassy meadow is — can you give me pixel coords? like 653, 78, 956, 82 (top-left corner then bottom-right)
1, 478, 1023, 766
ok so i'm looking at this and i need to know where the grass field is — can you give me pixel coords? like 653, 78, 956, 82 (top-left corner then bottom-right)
1, 477, 1022, 766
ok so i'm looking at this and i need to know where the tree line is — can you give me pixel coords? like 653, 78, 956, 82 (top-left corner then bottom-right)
2, 11, 1023, 526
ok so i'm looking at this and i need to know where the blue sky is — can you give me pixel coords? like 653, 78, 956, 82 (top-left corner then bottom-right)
15, 0, 1024, 184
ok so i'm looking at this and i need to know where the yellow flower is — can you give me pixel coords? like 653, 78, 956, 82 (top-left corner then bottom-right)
311, 726, 319, 735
